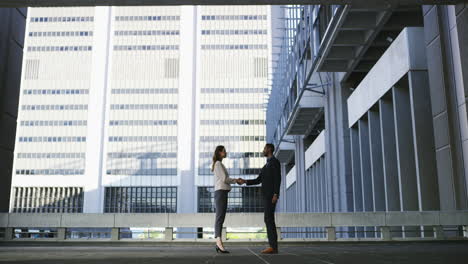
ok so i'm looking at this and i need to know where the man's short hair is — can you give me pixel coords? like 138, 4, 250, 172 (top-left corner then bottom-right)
265, 143, 275, 153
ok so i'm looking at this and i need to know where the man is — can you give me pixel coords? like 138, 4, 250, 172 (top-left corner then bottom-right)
238, 143, 281, 254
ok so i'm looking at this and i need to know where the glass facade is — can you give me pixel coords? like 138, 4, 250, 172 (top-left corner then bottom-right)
11, 187, 84, 213
197, 6, 269, 188
104, 187, 177, 213
198, 187, 264, 213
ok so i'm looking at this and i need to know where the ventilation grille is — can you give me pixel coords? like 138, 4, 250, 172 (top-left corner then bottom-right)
24, 59, 40, 80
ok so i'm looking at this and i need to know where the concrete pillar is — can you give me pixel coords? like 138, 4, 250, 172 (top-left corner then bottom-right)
379, 96, 403, 238
164, 227, 173, 241
4, 227, 13, 241
280, 163, 287, 212
294, 136, 306, 213
433, 226, 445, 240
358, 119, 375, 238
83, 6, 112, 213
110, 228, 120, 241
393, 84, 420, 238
423, 5, 468, 211
57, 227, 66, 241
350, 126, 364, 238
379, 97, 401, 211
177, 6, 198, 239
408, 71, 441, 211
221, 227, 227, 241
380, 226, 392, 241
326, 227, 336, 241
276, 227, 282, 240
317, 159, 323, 213
368, 110, 386, 212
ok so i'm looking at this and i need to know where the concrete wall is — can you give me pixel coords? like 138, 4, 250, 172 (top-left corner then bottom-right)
423, 4, 468, 210
0, 8, 27, 212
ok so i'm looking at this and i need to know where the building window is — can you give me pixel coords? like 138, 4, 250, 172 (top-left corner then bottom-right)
198, 187, 264, 213
11, 187, 84, 213
104, 187, 177, 213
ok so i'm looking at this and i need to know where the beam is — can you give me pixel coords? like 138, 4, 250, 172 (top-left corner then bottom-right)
0, 0, 461, 7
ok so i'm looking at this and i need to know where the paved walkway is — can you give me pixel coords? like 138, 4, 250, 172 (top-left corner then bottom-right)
1, 242, 468, 264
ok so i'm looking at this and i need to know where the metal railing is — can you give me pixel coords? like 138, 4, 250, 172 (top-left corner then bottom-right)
1, 211, 468, 242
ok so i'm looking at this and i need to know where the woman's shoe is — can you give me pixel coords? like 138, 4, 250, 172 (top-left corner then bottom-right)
215, 245, 230, 254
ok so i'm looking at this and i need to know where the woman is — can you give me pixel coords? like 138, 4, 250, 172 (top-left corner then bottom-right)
212, 145, 241, 253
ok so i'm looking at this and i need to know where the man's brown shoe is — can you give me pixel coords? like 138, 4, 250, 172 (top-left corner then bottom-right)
261, 247, 278, 254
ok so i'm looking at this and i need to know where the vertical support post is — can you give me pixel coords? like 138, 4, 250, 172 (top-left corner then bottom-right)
326, 227, 336, 241
4, 227, 13, 241
276, 227, 282, 240
433, 226, 445, 240
393, 84, 419, 238
359, 119, 375, 238
222, 227, 227, 241
165, 227, 173, 241
408, 71, 440, 211
380, 226, 392, 241
57, 227, 66, 241
111, 228, 120, 241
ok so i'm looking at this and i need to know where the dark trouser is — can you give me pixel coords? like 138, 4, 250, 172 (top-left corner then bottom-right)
214, 190, 229, 239
264, 196, 278, 249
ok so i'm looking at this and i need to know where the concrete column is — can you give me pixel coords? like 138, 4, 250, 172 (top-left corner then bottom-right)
379, 97, 401, 211
368, 110, 385, 212
393, 85, 420, 238
110, 228, 119, 241
350, 126, 364, 238
84, 6, 112, 213
57, 227, 66, 241
350, 127, 363, 212
177, 6, 198, 239
408, 71, 440, 211
276, 227, 282, 240
280, 163, 287, 212
294, 136, 306, 213
433, 226, 445, 239
326, 227, 336, 241
380, 226, 392, 241
423, 5, 468, 211
4, 227, 13, 241
379, 96, 403, 238
359, 119, 375, 238
221, 227, 227, 241
164, 227, 173, 241
317, 159, 323, 213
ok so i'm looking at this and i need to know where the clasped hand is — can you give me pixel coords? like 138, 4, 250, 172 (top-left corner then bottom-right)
236, 178, 246, 185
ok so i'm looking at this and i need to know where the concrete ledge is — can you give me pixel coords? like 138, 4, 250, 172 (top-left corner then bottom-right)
8, 213, 62, 228
277, 213, 332, 227
2, 212, 468, 228
347, 27, 427, 127
331, 212, 386, 227
61, 213, 114, 228
304, 130, 326, 169
114, 213, 168, 227
286, 165, 296, 189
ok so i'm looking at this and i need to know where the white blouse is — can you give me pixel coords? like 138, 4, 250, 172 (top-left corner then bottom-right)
213, 161, 237, 191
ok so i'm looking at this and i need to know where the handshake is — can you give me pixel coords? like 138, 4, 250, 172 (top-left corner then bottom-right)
235, 178, 246, 185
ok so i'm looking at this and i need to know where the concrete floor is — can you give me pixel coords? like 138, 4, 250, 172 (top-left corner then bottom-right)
1, 242, 468, 264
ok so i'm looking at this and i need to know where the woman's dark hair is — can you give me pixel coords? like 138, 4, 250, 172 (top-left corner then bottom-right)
211, 145, 225, 172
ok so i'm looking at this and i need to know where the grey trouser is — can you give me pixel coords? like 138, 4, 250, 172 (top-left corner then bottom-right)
214, 190, 229, 238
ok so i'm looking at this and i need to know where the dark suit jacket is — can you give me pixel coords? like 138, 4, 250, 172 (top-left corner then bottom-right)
246, 156, 281, 199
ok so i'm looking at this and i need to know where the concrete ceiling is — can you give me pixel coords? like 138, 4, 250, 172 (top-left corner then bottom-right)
0, 0, 460, 7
